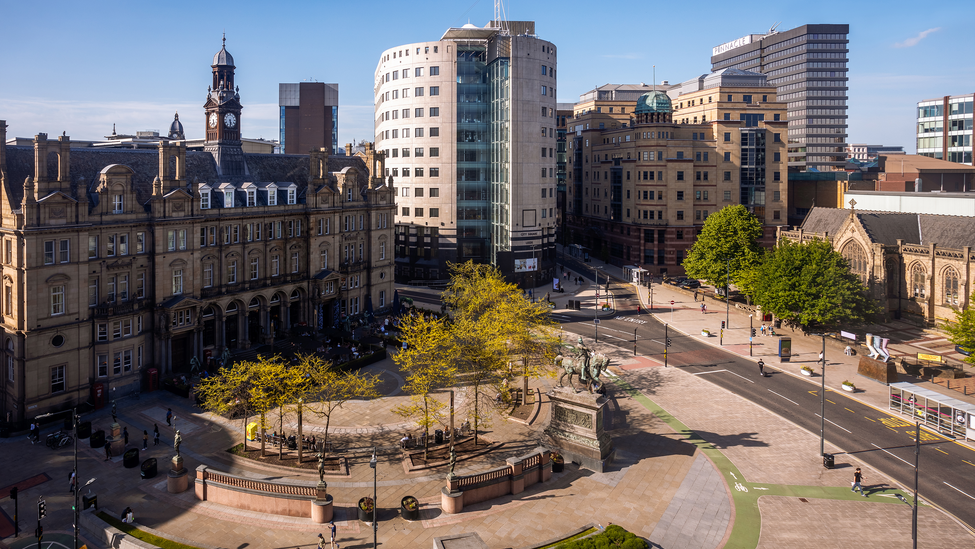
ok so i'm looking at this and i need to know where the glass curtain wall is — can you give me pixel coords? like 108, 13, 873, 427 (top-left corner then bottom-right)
456, 44, 491, 262
489, 54, 511, 264
739, 129, 767, 219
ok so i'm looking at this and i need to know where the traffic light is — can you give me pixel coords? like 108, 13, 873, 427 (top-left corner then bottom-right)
38, 499, 46, 519
9, 487, 16, 500
666, 338, 672, 347
721, 321, 726, 329
750, 328, 756, 337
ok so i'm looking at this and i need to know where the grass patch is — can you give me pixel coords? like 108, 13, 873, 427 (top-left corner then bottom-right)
534, 527, 599, 548
551, 525, 646, 549
97, 511, 206, 549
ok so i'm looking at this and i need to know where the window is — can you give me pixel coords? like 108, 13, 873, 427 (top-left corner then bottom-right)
166, 231, 175, 252
59, 239, 69, 263
228, 261, 238, 284
288, 189, 296, 204
415, 67, 423, 77
724, 190, 732, 201
107, 276, 116, 302
97, 324, 108, 342
773, 172, 781, 181
119, 275, 128, 300
724, 171, 731, 181
291, 252, 300, 273
136, 232, 145, 253
430, 86, 439, 96
843, 242, 868, 284
203, 263, 213, 288
430, 66, 439, 76
50, 285, 65, 315
724, 132, 731, 142
112, 194, 123, 214
677, 172, 684, 181
944, 267, 961, 306
113, 352, 122, 375
272, 255, 280, 277
250, 257, 259, 280
430, 147, 439, 157
676, 191, 684, 200
430, 167, 440, 177
415, 108, 424, 117
172, 269, 183, 295
430, 128, 440, 137
430, 107, 439, 117
136, 272, 145, 299
911, 264, 926, 298
44, 240, 55, 265
200, 190, 210, 209
773, 191, 781, 201
247, 189, 256, 207
224, 190, 234, 208
321, 248, 329, 270
268, 188, 278, 206
118, 234, 128, 256
773, 133, 781, 142
51, 365, 65, 393
415, 208, 424, 217
773, 210, 781, 220
88, 236, 98, 259
112, 321, 121, 339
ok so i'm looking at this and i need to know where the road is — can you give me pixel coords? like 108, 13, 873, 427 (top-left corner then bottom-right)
553, 268, 975, 530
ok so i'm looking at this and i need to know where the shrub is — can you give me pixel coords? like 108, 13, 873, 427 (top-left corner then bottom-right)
554, 524, 647, 549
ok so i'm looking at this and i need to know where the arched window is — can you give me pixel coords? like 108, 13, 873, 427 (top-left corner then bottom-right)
943, 267, 960, 306
842, 241, 868, 284
911, 264, 927, 298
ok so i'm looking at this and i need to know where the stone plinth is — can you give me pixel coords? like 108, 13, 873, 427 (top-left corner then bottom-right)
106, 423, 125, 457
545, 387, 614, 472
168, 455, 188, 493
316, 481, 328, 501
311, 496, 333, 523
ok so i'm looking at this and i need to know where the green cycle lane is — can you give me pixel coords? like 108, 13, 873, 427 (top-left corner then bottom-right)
610, 376, 920, 549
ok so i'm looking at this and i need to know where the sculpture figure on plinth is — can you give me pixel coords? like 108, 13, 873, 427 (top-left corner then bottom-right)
189, 356, 202, 375
174, 430, 182, 457
447, 446, 457, 479
555, 338, 610, 393
317, 452, 326, 483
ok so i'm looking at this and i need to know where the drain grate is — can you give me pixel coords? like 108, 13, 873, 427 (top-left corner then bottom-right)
798, 498, 809, 503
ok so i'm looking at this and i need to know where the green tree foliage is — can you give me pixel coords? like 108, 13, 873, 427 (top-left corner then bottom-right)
943, 293, 975, 367
197, 360, 255, 451
555, 525, 647, 549
682, 205, 764, 290
750, 238, 879, 332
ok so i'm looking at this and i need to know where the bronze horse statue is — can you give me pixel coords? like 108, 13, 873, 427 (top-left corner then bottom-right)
555, 352, 610, 393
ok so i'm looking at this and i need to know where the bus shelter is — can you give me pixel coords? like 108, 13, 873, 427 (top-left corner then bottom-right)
889, 382, 975, 441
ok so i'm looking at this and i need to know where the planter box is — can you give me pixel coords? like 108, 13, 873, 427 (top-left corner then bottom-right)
357, 497, 374, 523
552, 460, 564, 473
400, 496, 420, 521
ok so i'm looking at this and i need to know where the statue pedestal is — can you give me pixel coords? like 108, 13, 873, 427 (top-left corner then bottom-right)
545, 387, 615, 473
168, 455, 188, 493
107, 423, 125, 457
311, 495, 333, 523
316, 481, 328, 501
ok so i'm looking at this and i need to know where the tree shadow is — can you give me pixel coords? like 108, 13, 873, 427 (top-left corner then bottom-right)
678, 429, 769, 450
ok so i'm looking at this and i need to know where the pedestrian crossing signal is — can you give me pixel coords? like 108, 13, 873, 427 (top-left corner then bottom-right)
750, 328, 756, 337
721, 321, 725, 329
666, 338, 672, 347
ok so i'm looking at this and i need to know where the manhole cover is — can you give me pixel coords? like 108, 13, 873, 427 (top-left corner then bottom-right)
798, 498, 809, 503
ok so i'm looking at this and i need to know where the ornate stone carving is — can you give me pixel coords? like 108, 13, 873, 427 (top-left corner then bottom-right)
553, 405, 592, 429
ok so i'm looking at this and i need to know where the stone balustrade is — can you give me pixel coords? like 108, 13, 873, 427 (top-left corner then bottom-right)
195, 465, 332, 523
441, 447, 552, 514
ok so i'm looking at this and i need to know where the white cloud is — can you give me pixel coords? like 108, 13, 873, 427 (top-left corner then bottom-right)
893, 28, 941, 48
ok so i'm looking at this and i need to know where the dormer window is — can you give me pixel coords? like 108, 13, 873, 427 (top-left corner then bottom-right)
112, 194, 123, 214
347, 187, 353, 202
287, 189, 296, 205
200, 190, 210, 209
247, 189, 256, 207
224, 190, 234, 208
267, 187, 277, 206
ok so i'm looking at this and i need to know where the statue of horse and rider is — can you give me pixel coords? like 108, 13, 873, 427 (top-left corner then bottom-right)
555, 338, 610, 393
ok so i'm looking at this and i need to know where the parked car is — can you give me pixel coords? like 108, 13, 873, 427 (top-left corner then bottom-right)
665, 276, 687, 286
678, 279, 702, 289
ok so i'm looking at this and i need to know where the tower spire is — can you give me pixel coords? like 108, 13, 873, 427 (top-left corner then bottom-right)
222, 32, 226, 47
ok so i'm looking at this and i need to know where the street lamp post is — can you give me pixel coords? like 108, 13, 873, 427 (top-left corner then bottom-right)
589, 265, 603, 342
814, 333, 827, 456
725, 258, 731, 330
749, 315, 753, 357
73, 411, 79, 549
895, 421, 921, 549
369, 448, 377, 549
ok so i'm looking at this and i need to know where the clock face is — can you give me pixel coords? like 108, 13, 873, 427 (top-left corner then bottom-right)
224, 113, 237, 128
208, 113, 218, 128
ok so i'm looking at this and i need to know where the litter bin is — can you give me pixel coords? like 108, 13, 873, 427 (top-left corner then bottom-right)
435, 429, 444, 445
123, 448, 140, 468
90, 429, 105, 448
64, 417, 74, 431
77, 421, 92, 439
823, 453, 835, 469
141, 458, 157, 479
82, 493, 98, 510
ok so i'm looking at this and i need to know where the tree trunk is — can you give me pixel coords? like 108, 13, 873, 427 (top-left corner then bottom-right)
260, 412, 266, 457
297, 404, 303, 464
523, 356, 530, 405
242, 409, 248, 452
278, 405, 284, 460
422, 396, 429, 461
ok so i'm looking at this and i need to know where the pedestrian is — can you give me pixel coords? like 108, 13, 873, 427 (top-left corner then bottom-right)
69, 470, 76, 493
819, 351, 824, 364
123, 427, 129, 445
29, 421, 37, 444
760, 324, 766, 336
700, 303, 705, 314
328, 520, 337, 549
142, 430, 149, 450
166, 408, 173, 426
852, 467, 866, 496
153, 424, 160, 446
105, 443, 112, 461
318, 533, 326, 549
758, 359, 765, 377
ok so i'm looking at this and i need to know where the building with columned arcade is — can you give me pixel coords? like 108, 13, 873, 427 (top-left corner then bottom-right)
0, 38, 395, 424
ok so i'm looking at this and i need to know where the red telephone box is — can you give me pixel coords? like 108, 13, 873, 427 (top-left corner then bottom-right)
91, 382, 105, 409
147, 368, 159, 393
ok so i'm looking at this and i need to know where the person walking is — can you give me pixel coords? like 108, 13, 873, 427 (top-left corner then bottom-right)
142, 430, 149, 450
104, 443, 112, 461
700, 303, 706, 314
328, 520, 337, 549
153, 424, 160, 446
318, 533, 327, 549
758, 359, 765, 377
29, 421, 37, 444
123, 427, 129, 445
69, 470, 76, 493
166, 408, 173, 427
852, 467, 866, 496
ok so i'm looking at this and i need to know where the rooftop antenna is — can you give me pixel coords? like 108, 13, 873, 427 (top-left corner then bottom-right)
495, 0, 509, 34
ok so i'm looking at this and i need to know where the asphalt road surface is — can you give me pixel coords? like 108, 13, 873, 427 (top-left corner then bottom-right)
553, 269, 975, 530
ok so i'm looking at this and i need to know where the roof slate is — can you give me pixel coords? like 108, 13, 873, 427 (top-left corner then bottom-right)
800, 207, 975, 249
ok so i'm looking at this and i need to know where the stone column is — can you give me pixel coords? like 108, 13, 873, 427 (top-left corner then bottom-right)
507, 457, 524, 495
441, 476, 463, 514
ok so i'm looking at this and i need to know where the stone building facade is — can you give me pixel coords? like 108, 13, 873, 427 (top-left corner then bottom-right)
779, 206, 975, 326
0, 40, 395, 424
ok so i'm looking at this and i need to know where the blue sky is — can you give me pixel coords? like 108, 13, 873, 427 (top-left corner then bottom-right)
1, 0, 972, 153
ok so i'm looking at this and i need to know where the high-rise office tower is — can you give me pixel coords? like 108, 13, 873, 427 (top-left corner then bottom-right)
375, 21, 558, 286
711, 24, 849, 172
917, 93, 974, 165
279, 82, 339, 155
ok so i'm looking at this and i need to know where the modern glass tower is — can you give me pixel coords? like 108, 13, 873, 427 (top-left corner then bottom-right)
375, 21, 558, 286
711, 24, 849, 172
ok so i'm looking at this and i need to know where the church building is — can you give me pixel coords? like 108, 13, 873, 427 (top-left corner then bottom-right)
0, 38, 395, 424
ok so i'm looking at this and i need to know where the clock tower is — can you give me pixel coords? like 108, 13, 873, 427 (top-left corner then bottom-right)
204, 34, 245, 177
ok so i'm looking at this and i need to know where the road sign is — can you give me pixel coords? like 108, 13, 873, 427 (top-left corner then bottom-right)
670, 300, 674, 305
594, 319, 600, 324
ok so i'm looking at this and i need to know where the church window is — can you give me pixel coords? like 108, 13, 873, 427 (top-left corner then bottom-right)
841, 241, 868, 284
911, 264, 926, 298
943, 267, 960, 306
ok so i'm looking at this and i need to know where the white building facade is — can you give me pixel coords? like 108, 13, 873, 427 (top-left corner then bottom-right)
375, 21, 558, 286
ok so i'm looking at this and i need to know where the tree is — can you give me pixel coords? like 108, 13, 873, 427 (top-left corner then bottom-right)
246, 356, 291, 457
682, 205, 764, 291
750, 238, 880, 332
197, 360, 255, 451
392, 313, 455, 459
943, 293, 975, 367
299, 353, 382, 458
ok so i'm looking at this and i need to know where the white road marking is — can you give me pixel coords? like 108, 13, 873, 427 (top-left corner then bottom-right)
768, 390, 800, 406
723, 370, 756, 384
944, 482, 975, 501
814, 414, 852, 433
871, 442, 913, 466
693, 369, 728, 375
730, 472, 738, 479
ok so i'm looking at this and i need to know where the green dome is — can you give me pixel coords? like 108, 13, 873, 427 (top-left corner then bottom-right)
635, 91, 672, 114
